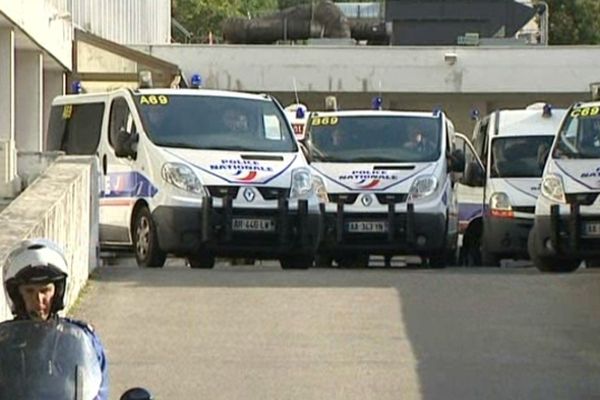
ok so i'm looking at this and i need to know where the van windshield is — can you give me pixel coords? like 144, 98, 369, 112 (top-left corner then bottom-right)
553, 107, 600, 159
490, 135, 554, 178
134, 94, 297, 152
307, 115, 441, 163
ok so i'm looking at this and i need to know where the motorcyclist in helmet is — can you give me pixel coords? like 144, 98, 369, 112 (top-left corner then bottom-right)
1, 238, 109, 400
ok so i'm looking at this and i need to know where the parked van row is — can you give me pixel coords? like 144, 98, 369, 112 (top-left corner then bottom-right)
48, 82, 599, 273
455, 98, 600, 273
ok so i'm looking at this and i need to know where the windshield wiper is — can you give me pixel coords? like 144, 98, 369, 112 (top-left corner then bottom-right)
312, 155, 353, 162
155, 142, 200, 150
350, 156, 405, 162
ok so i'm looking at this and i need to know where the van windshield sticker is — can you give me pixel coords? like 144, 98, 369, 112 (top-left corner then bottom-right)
570, 106, 600, 118
263, 115, 282, 140
311, 116, 339, 126
62, 105, 73, 119
139, 95, 169, 105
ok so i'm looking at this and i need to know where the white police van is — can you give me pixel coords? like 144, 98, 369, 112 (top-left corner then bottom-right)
455, 103, 566, 266
303, 107, 463, 268
47, 87, 321, 269
529, 99, 600, 272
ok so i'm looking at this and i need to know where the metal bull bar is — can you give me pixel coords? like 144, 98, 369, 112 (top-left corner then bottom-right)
200, 191, 310, 247
550, 203, 581, 253
334, 196, 416, 244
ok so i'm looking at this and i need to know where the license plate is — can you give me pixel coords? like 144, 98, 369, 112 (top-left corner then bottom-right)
347, 221, 388, 233
582, 222, 600, 237
232, 218, 276, 232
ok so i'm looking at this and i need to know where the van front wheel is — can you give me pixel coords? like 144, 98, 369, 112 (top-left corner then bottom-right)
133, 207, 166, 268
187, 252, 215, 269
280, 256, 312, 270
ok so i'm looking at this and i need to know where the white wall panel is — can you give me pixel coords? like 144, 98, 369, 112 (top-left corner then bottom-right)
70, 0, 171, 44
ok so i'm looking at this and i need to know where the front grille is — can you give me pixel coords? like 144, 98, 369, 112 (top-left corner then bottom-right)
376, 193, 408, 204
329, 193, 359, 204
512, 206, 535, 214
566, 193, 598, 206
257, 187, 290, 200
206, 186, 240, 198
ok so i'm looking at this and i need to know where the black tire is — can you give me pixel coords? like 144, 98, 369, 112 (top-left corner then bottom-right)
314, 254, 333, 268
585, 259, 600, 268
280, 255, 313, 270
528, 230, 580, 273
481, 248, 501, 267
461, 242, 482, 266
337, 254, 369, 269
133, 207, 166, 268
428, 254, 447, 269
187, 252, 215, 269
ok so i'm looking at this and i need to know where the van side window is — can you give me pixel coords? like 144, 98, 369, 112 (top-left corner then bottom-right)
47, 103, 104, 155
109, 98, 137, 147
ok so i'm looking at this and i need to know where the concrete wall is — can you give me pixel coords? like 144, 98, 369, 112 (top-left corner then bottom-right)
136, 45, 600, 94
0, 156, 99, 322
0, 0, 72, 69
133, 44, 597, 135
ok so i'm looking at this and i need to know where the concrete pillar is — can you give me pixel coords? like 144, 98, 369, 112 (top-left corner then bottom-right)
15, 50, 44, 152
0, 28, 18, 198
43, 70, 65, 150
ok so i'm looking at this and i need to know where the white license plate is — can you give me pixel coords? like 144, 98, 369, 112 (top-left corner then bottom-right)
582, 222, 600, 237
232, 218, 276, 232
347, 221, 388, 233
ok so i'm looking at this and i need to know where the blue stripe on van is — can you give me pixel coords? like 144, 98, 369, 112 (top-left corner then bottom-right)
101, 172, 158, 198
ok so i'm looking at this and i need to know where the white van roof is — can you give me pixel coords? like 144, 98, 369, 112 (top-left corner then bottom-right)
495, 104, 566, 137
51, 88, 271, 106
310, 109, 442, 119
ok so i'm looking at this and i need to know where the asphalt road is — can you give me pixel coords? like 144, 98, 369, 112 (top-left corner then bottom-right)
72, 259, 600, 400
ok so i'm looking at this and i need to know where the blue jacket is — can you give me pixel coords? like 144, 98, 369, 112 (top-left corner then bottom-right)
64, 317, 109, 400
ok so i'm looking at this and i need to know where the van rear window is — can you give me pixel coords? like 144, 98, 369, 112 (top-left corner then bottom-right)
47, 103, 104, 155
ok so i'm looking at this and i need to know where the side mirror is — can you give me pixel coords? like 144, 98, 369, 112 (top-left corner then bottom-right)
114, 129, 138, 159
448, 149, 465, 173
120, 387, 153, 400
462, 160, 485, 187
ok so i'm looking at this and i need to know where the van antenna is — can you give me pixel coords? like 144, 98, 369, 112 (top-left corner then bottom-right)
293, 77, 300, 105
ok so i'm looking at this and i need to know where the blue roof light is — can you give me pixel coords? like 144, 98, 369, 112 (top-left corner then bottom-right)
542, 103, 552, 117
470, 108, 480, 121
71, 81, 82, 94
372, 96, 383, 110
296, 106, 306, 119
191, 73, 202, 89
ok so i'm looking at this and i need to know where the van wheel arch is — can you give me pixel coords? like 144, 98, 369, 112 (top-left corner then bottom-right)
130, 200, 150, 241
131, 200, 166, 268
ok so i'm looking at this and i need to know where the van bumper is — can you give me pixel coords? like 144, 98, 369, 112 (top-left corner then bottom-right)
152, 199, 321, 258
482, 215, 532, 258
531, 204, 600, 258
319, 203, 447, 256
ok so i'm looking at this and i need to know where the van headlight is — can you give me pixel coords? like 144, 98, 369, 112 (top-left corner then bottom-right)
541, 174, 566, 203
161, 163, 204, 195
312, 176, 328, 203
408, 175, 438, 202
290, 167, 312, 198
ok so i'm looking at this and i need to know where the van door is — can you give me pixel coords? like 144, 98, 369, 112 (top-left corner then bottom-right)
98, 96, 141, 245
454, 133, 485, 238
